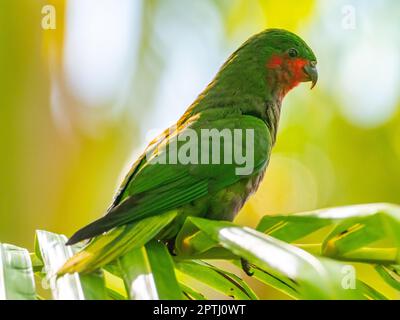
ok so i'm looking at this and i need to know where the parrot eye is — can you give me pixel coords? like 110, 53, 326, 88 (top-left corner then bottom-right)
288, 48, 299, 58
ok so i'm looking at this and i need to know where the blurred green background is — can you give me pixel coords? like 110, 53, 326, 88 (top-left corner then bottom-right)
0, 0, 399, 298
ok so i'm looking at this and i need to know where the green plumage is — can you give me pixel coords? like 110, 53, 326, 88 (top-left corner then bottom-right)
59, 29, 317, 275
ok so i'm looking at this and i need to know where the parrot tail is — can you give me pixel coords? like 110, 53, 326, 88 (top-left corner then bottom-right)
57, 211, 177, 275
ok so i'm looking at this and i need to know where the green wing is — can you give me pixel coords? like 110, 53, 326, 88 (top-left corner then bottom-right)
67, 114, 272, 244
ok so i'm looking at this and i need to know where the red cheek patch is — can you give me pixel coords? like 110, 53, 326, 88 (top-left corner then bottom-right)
287, 58, 308, 86
288, 58, 307, 70
266, 54, 284, 68
266, 55, 309, 94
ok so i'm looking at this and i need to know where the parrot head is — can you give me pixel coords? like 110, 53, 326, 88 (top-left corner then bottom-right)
262, 29, 318, 89
220, 28, 318, 99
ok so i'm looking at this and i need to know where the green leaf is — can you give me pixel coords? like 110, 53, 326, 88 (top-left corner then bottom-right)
118, 247, 157, 299
322, 215, 385, 258
257, 216, 331, 243
326, 247, 398, 265
375, 265, 400, 291
232, 260, 299, 299
175, 260, 258, 300
146, 241, 183, 299
106, 287, 127, 300
34, 230, 107, 300
179, 282, 206, 300
0, 243, 36, 300
30, 252, 44, 273
181, 217, 364, 299
257, 203, 400, 263
175, 225, 236, 260
118, 240, 183, 300
357, 280, 389, 300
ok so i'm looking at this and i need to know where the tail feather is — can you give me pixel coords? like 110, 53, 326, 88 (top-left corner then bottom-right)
57, 211, 177, 275
65, 216, 117, 245
66, 196, 142, 245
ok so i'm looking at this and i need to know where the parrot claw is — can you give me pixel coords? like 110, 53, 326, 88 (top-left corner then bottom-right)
240, 258, 254, 276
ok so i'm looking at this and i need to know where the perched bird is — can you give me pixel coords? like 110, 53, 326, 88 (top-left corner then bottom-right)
58, 28, 318, 275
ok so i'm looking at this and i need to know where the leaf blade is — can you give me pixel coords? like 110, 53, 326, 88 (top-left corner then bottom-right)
35, 230, 107, 300
184, 217, 364, 299
257, 203, 400, 264
118, 241, 183, 300
0, 243, 36, 300
375, 265, 400, 291
175, 260, 258, 300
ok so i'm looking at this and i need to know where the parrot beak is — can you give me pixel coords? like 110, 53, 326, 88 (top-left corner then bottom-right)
303, 61, 318, 89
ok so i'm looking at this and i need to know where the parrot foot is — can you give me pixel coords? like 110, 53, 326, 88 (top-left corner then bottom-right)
240, 258, 254, 276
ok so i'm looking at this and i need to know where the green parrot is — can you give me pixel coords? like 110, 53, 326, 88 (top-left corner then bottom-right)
58, 28, 317, 275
